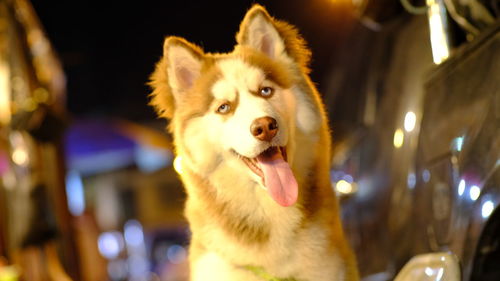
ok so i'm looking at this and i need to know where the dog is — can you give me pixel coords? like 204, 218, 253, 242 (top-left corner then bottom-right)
149, 5, 359, 281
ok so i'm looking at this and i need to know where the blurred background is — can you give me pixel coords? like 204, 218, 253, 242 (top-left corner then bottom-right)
0, 0, 498, 280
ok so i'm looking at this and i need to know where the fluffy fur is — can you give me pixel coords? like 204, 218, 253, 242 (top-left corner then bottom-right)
149, 5, 358, 281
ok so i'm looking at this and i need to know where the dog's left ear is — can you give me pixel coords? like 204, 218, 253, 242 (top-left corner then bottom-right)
236, 5, 286, 59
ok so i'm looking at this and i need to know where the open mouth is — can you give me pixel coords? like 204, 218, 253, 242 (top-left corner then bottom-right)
232, 146, 297, 207
239, 146, 287, 179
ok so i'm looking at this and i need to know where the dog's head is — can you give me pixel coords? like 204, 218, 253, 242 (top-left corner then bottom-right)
149, 5, 324, 207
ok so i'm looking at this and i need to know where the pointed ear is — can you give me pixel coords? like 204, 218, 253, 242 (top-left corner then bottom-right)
164, 37, 204, 95
236, 5, 286, 59
149, 37, 204, 119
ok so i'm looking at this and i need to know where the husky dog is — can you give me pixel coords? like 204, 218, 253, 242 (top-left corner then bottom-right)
149, 5, 358, 281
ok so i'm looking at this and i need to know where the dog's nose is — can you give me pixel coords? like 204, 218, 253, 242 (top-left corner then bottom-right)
250, 117, 278, 142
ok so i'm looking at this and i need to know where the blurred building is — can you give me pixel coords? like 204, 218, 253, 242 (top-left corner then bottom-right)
0, 0, 77, 279
0, 1, 190, 281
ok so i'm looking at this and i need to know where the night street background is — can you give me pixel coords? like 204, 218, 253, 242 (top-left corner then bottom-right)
30, 0, 354, 121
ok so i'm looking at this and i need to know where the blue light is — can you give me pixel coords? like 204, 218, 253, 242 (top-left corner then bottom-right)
98, 232, 124, 259
124, 220, 144, 248
123, 220, 149, 279
452, 136, 464, 152
127, 254, 149, 277
330, 170, 344, 182
343, 174, 354, 183
481, 200, 494, 219
422, 169, 431, 183
458, 179, 466, 196
135, 145, 173, 173
407, 173, 416, 189
167, 245, 187, 264
469, 185, 480, 201
65, 170, 85, 216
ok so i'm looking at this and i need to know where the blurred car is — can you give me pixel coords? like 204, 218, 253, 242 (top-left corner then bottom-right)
324, 6, 499, 281
413, 22, 499, 281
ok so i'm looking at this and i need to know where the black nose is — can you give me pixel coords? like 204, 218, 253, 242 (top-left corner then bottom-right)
250, 117, 278, 142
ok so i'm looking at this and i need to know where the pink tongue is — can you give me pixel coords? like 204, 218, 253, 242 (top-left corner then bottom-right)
257, 149, 298, 207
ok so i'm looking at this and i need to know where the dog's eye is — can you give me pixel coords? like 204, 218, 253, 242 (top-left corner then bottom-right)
216, 103, 230, 114
259, 86, 274, 97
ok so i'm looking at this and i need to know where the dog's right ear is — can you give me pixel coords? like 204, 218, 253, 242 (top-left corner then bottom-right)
236, 5, 285, 60
236, 5, 311, 72
149, 37, 204, 119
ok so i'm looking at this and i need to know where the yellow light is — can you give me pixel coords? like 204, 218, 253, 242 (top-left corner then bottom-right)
336, 180, 353, 194
12, 148, 28, 166
173, 156, 183, 174
394, 129, 404, 148
0, 62, 10, 125
427, 0, 450, 64
404, 111, 416, 132
34, 87, 49, 103
23, 98, 37, 112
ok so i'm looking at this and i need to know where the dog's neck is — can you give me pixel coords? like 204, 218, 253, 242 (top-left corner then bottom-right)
182, 162, 306, 246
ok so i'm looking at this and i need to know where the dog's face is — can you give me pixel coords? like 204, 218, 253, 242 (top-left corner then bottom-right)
149, 5, 322, 207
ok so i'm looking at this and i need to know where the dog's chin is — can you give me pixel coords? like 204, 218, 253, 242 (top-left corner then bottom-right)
231, 146, 288, 183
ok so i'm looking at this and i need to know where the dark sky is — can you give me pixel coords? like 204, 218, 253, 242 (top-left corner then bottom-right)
30, 0, 354, 121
